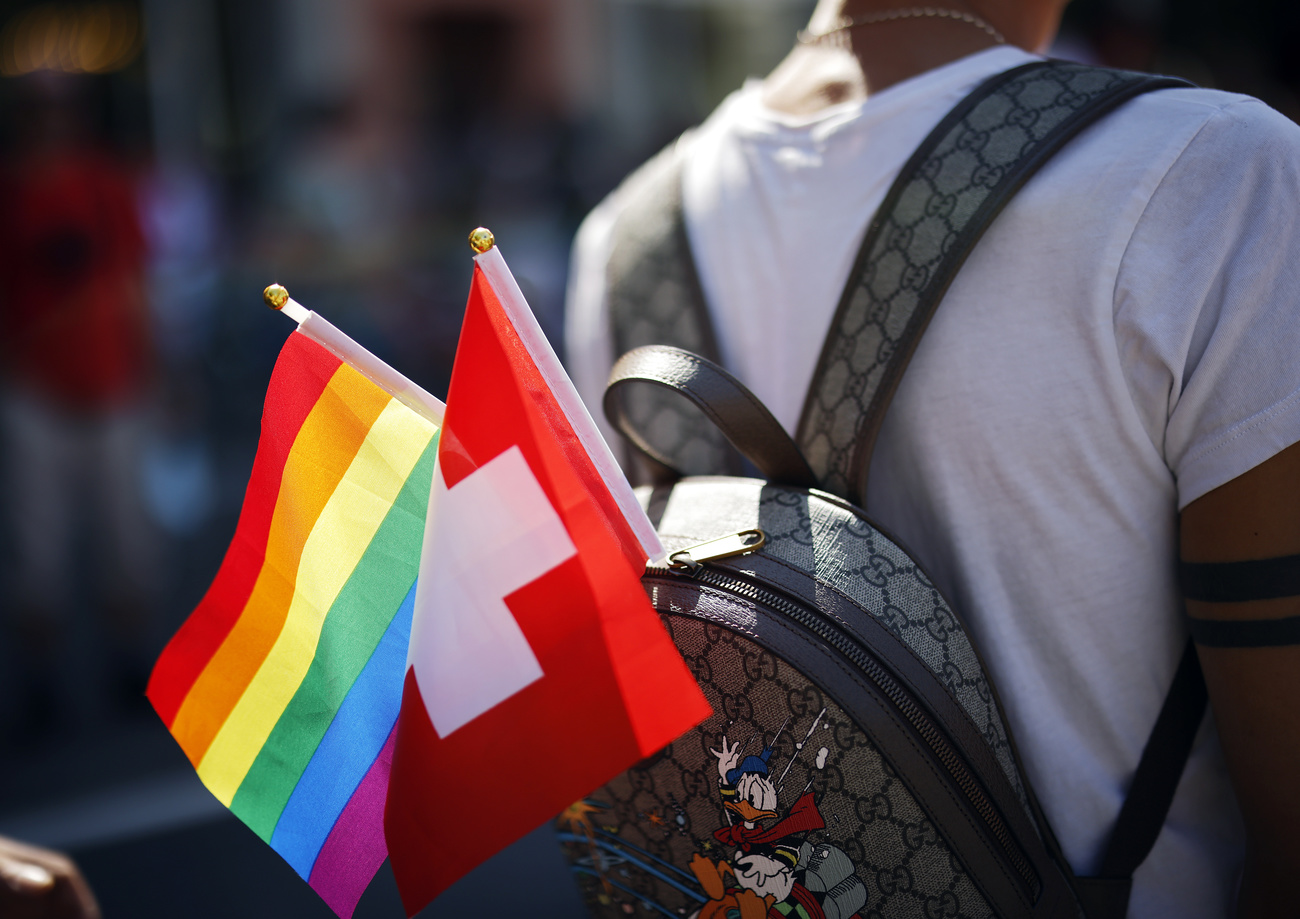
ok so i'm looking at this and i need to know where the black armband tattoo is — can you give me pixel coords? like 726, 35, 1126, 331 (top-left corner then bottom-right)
1178, 554, 1300, 603
1181, 555, 1300, 646
1184, 614, 1300, 648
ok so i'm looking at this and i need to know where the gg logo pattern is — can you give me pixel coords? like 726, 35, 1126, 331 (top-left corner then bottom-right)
797, 63, 1144, 502
751, 484, 1030, 815
562, 616, 994, 919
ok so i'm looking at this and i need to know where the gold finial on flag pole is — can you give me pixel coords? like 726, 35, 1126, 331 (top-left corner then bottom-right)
263, 283, 290, 309
469, 227, 495, 254
263, 283, 309, 323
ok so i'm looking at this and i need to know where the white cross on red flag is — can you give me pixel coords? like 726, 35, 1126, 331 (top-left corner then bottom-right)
383, 246, 712, 915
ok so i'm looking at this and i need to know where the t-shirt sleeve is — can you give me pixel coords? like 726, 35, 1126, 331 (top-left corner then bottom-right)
1115, 96, 1300, 510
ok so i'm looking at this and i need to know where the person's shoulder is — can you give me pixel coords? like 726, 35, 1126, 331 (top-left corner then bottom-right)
1119, 81, 1300, 160
611, 133, 693, 208
1045, 73, 1300, 210
583, 83, 767, 226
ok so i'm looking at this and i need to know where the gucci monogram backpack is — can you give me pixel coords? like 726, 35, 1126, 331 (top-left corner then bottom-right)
556, 62, 1206, 919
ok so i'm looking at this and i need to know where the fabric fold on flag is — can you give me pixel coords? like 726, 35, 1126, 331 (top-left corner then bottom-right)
384, 248, 711, 917
148, 330, 442, 919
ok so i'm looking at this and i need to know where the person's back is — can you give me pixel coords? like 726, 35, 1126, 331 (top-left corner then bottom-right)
566, 3, 1300, 916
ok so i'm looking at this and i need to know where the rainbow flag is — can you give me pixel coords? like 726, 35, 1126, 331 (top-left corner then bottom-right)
147, 329, 439, 918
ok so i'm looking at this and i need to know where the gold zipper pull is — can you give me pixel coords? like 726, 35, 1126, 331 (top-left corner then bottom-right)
668, 529, 767, 571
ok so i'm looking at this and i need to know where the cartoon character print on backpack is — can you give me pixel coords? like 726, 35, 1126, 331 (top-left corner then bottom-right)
559, 616, 995, 919
689, 725, 842, 919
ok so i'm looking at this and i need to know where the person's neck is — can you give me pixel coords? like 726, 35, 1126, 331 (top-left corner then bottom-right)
761, 2, 1030, 118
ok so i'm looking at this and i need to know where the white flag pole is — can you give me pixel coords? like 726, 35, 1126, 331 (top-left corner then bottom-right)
467, 229, 667, 567
263, 283, 446, 427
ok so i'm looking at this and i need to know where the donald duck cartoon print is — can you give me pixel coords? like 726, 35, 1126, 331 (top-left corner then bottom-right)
687, 721, 863, 919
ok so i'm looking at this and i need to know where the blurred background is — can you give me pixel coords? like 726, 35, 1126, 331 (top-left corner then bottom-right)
0, 0, 1295, 915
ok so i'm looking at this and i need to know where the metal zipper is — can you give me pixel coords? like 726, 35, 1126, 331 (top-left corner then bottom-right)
645, 560, 1040, 900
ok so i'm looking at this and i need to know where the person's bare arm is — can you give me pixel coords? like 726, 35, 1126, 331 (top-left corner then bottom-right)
1180, 439, 1300, 917
0, 835, 100, 919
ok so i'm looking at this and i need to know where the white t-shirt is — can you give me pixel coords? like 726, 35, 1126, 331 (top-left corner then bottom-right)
567, 46, 1300, 918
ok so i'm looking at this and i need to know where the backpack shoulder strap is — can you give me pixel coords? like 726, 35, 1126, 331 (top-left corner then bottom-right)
795, 61, 1190, 505
605, 135, 742, 481
1072, 639, 1208, 918
606, 134, 723, 362
782, 60, 1201, 919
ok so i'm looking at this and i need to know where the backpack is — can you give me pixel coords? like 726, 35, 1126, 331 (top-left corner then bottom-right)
556, 61, 1206, 919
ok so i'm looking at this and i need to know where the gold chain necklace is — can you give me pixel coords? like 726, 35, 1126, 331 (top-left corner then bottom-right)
798, 7, 1007, 45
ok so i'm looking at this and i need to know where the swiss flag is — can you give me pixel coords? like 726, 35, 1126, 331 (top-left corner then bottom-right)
383, 247, 711, 915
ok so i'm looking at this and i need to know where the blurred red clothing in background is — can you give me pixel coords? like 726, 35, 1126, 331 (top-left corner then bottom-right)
0, 147, 150, 410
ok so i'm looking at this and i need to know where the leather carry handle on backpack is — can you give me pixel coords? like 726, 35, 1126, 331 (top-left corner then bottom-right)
605, 345, 818, 489
561, 61, 1203, 919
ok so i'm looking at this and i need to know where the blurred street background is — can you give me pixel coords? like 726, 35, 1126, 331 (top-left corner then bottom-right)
0, 0, 1295, 915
